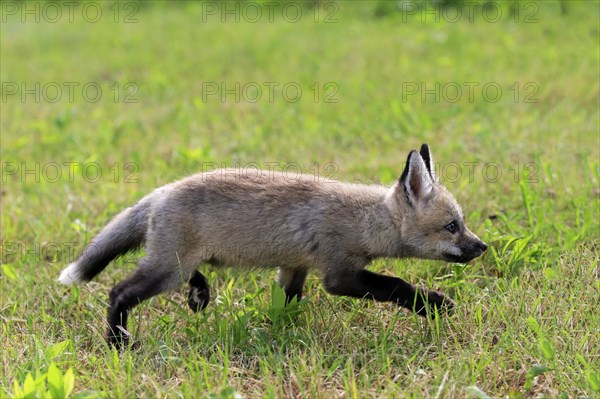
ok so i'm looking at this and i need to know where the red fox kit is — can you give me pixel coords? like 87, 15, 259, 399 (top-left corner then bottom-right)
59, 144, 487, 348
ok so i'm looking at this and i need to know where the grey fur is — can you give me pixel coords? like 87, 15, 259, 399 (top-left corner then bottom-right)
59, 144, 487, 347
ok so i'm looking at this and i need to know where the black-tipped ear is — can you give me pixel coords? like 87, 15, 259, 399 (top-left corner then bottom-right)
399, 150, 415, 184
419, 143, 435, 181
399, 150, 435, 207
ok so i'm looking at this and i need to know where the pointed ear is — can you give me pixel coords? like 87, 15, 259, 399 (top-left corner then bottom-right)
419, 143, 436, 181
399, 150, 435, 206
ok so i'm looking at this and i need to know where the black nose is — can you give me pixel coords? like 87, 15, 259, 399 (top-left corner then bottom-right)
478, 241, 488, 252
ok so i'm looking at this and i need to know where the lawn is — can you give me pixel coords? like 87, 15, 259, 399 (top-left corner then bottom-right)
1, 1, 598, 398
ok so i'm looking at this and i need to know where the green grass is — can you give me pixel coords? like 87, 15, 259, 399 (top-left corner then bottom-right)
1, 1, 599, 397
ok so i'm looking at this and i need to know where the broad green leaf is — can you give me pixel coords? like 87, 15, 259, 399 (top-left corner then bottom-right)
47, 363, 64, 399
34, 373, 47, 398
270, 281, 286, 310
1, 264, 17, 281
45, 340, 69, 360
22, 373, 36, 399
526, 317, 542, 336
64, 368, 75, 398
539, 339, 555, 360
587, 370, 600, 392
13, 379, 23, 398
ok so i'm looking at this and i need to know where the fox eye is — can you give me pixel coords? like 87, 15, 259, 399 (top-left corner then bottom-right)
444, 221, 458, 234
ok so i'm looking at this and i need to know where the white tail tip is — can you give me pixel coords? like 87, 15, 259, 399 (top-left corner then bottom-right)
58, 262, 82, 285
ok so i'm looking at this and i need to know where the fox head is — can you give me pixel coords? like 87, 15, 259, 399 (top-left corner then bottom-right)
386, 144, 487, 263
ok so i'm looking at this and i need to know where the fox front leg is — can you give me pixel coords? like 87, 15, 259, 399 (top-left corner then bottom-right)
277, 267, 308, 304
323, 269, 454, 317
188, 270, 210, 312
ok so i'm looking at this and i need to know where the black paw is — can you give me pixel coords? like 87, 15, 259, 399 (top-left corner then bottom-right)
188, 271, 210, 312
414, 289, 455, 318
107, 328, 138, 351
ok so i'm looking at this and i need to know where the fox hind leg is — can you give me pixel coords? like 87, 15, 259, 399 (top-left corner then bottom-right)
107, 258, 184, 348
188, 270, 210, 312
